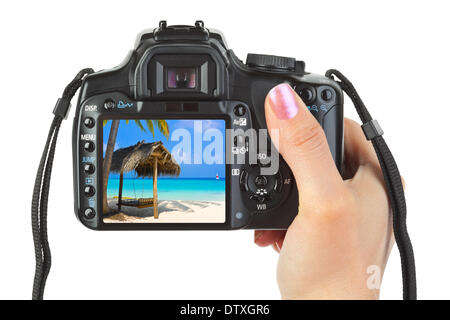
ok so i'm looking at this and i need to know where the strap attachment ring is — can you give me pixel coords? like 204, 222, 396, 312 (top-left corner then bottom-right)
362, 119, 384, 140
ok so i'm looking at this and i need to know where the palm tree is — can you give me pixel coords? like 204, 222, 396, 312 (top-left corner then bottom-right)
102, 120, 170, 213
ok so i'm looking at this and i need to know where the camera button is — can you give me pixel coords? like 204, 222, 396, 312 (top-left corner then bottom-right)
84, 163, 95, 175
250, 193, 271, 203
298, 87, 315, 104
321, 89, 333, 102
84, 186, 96, 197
104, 99, 115, 111
234, 105, 246, 117
274, 172, 283, 193
83, 208, 96, 219
83, 141, 95, 153
84, 117, 95, 128
239, 170, 249, 192
234, 135, 245, 147
254, 175, 268, 188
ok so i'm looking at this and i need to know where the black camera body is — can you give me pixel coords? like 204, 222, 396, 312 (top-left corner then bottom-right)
73, 21, 343, 230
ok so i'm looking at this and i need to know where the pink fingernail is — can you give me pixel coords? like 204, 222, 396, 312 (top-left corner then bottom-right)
268, 83, 300, 120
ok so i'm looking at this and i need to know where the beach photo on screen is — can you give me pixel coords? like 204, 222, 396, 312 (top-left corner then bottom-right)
101, 119, 226, 223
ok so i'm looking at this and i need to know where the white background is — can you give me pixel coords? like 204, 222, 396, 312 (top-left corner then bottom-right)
0, 0, 449, 300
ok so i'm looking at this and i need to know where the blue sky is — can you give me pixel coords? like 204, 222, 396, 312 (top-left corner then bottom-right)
103, 119, 226, 179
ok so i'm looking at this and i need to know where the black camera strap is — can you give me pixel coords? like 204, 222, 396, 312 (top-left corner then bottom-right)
31, 68, 416, 300
326, 69, 417, 300
31, 68, 94, 300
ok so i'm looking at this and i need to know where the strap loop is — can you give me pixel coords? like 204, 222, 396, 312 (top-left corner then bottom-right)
31, 68, 94, 300
362, 119, 384, 140
326, 69, 417, 300
53, 98, 71, 119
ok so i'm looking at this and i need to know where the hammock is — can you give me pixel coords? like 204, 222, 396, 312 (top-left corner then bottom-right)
116, 176, 154, 209
118, 197, 154, 209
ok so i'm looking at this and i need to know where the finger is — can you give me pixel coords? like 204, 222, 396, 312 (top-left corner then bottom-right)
344, 118, 406, 191
343, 118, 379, 168
265, 83, 345, 203
343, 118, 385, 190
254, 230, 286, 247
342, 118, 379, 179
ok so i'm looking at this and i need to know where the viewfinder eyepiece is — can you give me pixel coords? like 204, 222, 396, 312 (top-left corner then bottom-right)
167, 67, 196, 89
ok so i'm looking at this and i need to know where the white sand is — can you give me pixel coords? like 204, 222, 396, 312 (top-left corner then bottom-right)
104, 199, 225, 223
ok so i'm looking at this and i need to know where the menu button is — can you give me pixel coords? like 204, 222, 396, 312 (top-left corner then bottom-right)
83, 141, 95, 153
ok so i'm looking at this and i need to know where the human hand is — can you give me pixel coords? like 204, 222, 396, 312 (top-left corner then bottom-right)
254, 83, 395, 299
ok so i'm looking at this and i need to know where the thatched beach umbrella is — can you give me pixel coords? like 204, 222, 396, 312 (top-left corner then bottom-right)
110, 140, 180, 219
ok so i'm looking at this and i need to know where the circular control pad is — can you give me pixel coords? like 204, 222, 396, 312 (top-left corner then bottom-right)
240, 166, 286, 209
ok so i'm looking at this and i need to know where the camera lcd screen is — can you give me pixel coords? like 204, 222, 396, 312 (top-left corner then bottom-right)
102, 119, 226, 224
167, 67, 196, 89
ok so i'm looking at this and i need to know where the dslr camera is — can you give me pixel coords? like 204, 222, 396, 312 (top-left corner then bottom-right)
73, 20, 343, 230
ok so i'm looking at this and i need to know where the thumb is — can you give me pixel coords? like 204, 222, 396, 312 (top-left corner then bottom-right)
265, 83, 344, 203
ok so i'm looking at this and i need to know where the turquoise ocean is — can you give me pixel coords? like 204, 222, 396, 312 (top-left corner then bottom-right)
106, 177, 225, 202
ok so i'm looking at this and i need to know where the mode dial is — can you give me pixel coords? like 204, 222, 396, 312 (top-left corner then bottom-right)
246, 54, 296, 71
